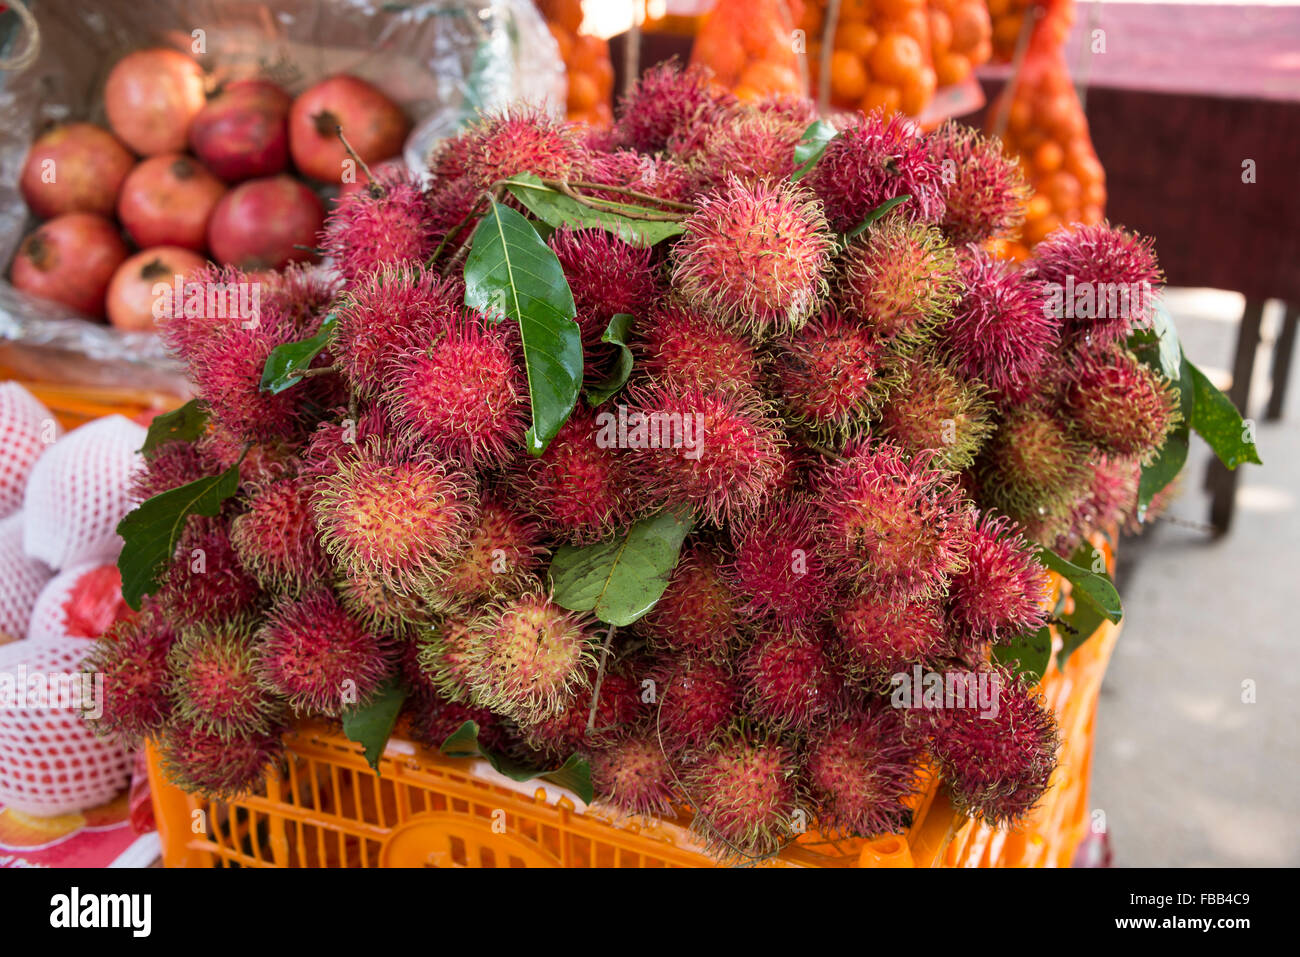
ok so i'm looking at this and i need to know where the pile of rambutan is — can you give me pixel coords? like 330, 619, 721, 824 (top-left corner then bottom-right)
90, 63, 1186, 863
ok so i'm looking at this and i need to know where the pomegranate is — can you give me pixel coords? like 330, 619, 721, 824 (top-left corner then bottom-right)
19, 123, 135, 219
206, 175, 324, 271
106, 247, 207, 332
104, 48, 207, 156
117, 154, 227, 252
288, 75, 410, 183
9, 214, 129, 317
189, 80, 292, 183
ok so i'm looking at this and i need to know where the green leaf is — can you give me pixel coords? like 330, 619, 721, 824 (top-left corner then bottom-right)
550, 507, 694, 626
1138, 349, 1194, 518
1058, 597, 1108, 668
1129, 303, 1183, 380
844, 195, 911, 241
1036, 546, 1123, 624
1186, 358, 1263, 469
791, 120, 838, 181
439, 720, 593, 803
259, 312, 337, 394
342, 676, 407, 773
141, 400, 208, 459
993, 625, 1053, 683
503, 174, 684, 248
585, 313, 635, 406
115, 465, 241, 610
463, 200, 583, 455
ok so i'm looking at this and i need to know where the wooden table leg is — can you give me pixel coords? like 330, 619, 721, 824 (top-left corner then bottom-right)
1264, 303, 1298, 421
1208, 299, 1265, 536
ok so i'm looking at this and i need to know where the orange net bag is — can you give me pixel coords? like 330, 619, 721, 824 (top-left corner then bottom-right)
690, 0, 806, 100
537, 0, 616, 126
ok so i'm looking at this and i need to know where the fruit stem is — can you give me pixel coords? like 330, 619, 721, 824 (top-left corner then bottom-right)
807, 442, 847, 462
295, 364, 341, 380
430, 193, 492, 270
539, 178, 687, 222
565, 180, 695, 212
334, 125, 376, 188
586, 622, 617, 732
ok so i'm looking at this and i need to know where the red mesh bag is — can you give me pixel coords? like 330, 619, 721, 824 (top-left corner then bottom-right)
26, 562, 128, 644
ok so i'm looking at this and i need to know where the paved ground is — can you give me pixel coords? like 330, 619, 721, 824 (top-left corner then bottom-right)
1090, 288, 1299, 867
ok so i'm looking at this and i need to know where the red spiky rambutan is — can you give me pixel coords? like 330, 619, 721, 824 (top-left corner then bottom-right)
833, 589, 952, 677
806, 703, 922, 837
512, 405, 636, 544
638, 302, 763, 393
154, 519, 263, 631
195, 423, 299, 486
130, 440, 208, 501
1064, 349, 1180, 460
331, 264, 461, 397
229, 474, 329, 594
920, 665, 1060, 826
422, 497, 543, 609
727, 497, 831, 623
168, 620, 278, 739
455, 106, 588, 190
425, 176, 482, 263
257, 590, 393, 717
639, 543, 743, 659
947, 513, 1051, 651
382, 308, 527, 466
405, 693, 511, 755
1054, 454, 1141, 554
583, 149, 696, 205
614, 60, 736, 155
321, 169, 437, 283
751, 92, 819, 125
978, 406, 1092, 536
548, 228, 658, 344
877, 351, 994, 470
522, 670, 645, 759
84, 598, 177, 743
1027, 222, 1162, 348
336, 566, 431, 631
927, 120, 1030, 245
460, 590, 598, 724
815, 443, 973, 601
653, 656, 739, 753
740, 623, 840, 731
313, 440, 479, 595
671, 176, 834, 338
415, 611, 481, 701
775, 306, 888, 440
837, 217, 960, 342
590, 734, 676, 818
803, 110, 946, 232
684, 109, 806, 190
159, 721, 283, 799
300, 405, 395, 481
626, 381, 787, 526
264, 262, 341, 327
685, 731, 800, 860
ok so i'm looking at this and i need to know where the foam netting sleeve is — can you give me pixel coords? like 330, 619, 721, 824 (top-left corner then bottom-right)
0, 511, 53, 640
21, 414, 146, 570
0, 382, 62, 519
25, 561, 114, 644
0, 636, 132, 816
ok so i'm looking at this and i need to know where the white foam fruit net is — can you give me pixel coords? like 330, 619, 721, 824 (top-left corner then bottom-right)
0, 512, 53, 640
21, 414, 146, 570
0, 636, 132, 816
25, 561, 117, 644
0, 382, 62, 519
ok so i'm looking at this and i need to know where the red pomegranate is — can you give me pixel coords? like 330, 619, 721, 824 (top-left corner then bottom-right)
288, 75, 410, 183
19, 123, 135, 219
106, 246, 208, 332
9, 214, 129, 317
117, 154, 227, 252
104, 48, 207, 156
189, 79, 292, 183
206, 176, 325, 271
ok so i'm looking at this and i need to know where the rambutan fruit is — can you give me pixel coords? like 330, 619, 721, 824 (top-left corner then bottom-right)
653, 656, 739, 753
422, 497, 544, 609
168, 619, 278, 739
815, 443, 973, 601
321, 169, 437, 283
159, 721, 283, 799
1064, 349, 1180, 460
300, 405, 395, 481
637, 302, 763, 393
548, 229, 658, 345
583, 149, 696, 206
131, 440, 208, 501
425, 176, 482, 263
833, 589, 952, 677
774, 306, 887, 441
154, 519, 263, 632
920, 665, 1060, 826
726, 497, 831, 624
336, 566, 430, 631
740, 623, 840, 731
180, 324, 305, 444
382, 308, 527, 466
877, 351, 994, 470
84, 599, 177, 743
978, 406, 1092, 535
195, 423, 298, 486
405, 693, 510, 755
751, 92, 819, 125
944, 246, 1059, 405
257, 590, 393, 717
614, 60, 736, 155
456, 106, 587, 190
263, 262, 341, 329
1053, 454, 1141, 554
671, 176, 834, 338
837, 217, 960, 342
460, 590, 598, 724
684, 731, 800, 860
229, 475, 329, 594
639, 543, 743, 659
415, 611, 481, 702
947, 513, 1051, 651
312, 440, 479, 596
803, 110, 947, 233
684, 108, 806, 190
512, 405, 636, 544
626, 381, 787, 527
927, 120, 1030, 245
1027, 222, 1161, 347
806, 703, 921, 837
522, 670, 645, 759
590, 734, 676, 818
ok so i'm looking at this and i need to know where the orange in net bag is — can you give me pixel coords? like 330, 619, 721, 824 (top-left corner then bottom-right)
691, 0, 806, 100
537, 0, 616, 126
988, 0, 1073, 63
926, 0, 993, 87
